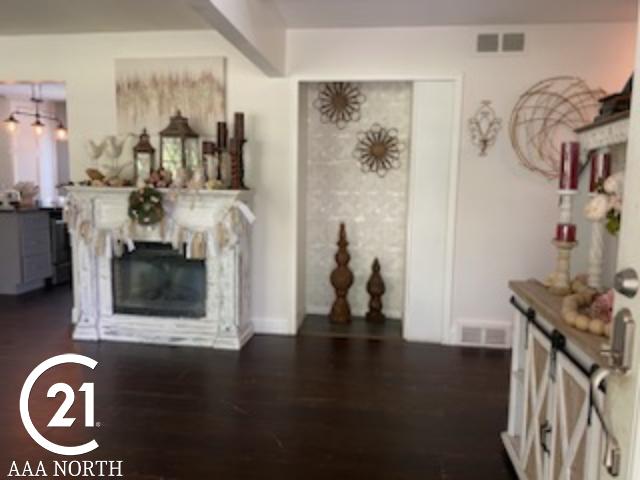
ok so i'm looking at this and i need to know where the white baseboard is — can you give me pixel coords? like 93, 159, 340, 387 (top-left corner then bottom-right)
252, 317, 294, 335
402, 327, 442, 344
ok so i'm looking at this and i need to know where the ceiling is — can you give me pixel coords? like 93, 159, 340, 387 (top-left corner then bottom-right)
272, 0, 637, 28
0, 83, 66, 101
0, 0, 635, 36
0, 0, 210, 35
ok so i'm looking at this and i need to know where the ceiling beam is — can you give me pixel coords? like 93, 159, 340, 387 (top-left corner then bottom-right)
191, 0, 286, 77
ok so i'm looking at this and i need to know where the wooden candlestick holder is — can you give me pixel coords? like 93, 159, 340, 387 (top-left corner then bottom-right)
229, 138, 247, 190
549, 239, 577, 296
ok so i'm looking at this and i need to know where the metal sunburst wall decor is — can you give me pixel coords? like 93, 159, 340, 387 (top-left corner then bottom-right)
353, 123, 405, 177
313, 82, 366, 129
469, 100, 502, 156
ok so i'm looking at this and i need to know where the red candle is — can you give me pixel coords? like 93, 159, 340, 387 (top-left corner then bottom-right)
589, 151, 612, 192
559, 142, 580, 190
555, 223, 576, 243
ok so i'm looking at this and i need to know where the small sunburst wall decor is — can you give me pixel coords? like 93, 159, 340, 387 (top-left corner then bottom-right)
313, 82, 366, 129
468, 100, 502, 156
353, 123, 405, 177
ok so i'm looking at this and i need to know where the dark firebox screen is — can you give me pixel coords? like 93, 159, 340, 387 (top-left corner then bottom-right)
112, 242, 206, 318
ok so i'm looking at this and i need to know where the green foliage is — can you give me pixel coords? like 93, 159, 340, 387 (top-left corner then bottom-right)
606, 210, 621, 236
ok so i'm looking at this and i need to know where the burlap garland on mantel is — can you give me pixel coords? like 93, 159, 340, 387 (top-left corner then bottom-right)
63, 193, 255, 260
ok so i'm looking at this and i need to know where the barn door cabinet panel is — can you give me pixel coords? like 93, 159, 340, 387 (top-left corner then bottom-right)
502, 280, 604, 479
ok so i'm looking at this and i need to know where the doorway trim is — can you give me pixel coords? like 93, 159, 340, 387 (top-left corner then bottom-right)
289, 74, 464, 343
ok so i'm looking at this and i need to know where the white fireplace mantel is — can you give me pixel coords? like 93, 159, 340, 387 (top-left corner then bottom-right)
65, 186, 254, 350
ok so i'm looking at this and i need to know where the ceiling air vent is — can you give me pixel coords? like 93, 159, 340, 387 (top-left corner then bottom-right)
502, 33, 525, 52
476, 32, 526, 54
477, 33, 499, 53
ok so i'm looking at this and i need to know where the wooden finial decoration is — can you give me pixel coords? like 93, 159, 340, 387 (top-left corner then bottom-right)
229, 113, 247, 190
366, 258, 386, 323
329, 223, 354, 324
229, 138, 247, 189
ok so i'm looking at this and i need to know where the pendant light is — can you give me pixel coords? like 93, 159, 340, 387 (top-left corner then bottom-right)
2, 83, 67, 140
4, 114, 18, 132
56, 121, 67, 140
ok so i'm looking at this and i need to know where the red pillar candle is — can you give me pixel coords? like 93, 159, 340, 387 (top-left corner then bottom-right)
555, 223, 576, 243
589, 151, 612, 192
559, 142, 580, 190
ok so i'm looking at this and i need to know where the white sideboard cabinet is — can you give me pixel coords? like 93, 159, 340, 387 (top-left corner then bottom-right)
503, 280, 607, 479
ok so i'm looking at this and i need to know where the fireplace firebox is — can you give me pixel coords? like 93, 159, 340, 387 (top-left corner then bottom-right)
112, 242, 206, 318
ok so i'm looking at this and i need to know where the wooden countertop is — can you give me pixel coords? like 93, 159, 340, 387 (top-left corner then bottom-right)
510, 279, 607, 367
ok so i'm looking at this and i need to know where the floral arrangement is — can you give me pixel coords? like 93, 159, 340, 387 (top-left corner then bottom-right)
145, 168, 173, 188
128, 186, 164, 226
584, 172, 623, 235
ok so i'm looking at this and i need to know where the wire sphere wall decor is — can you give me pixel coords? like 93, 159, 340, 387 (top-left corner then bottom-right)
509, 76, 605, 180
313, 82, 366, 129
353, 123, 405, 177
468, 100, 502, 156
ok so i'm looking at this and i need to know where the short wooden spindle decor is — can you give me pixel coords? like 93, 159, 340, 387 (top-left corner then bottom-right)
366, 258, 386, 324
329, 223, 354, 324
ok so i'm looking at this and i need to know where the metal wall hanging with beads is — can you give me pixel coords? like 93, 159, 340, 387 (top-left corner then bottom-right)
468, 100, 502, 156
353, 123, 405, 177
313, 82, 366, 129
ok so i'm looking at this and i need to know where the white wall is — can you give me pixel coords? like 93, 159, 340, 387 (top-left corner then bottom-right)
288, 23, 636, 335
0, 31, 293, 334
404, 79, 459, 342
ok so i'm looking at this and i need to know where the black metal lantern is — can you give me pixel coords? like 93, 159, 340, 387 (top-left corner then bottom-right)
133, 128, 156, 181
159, 110, 200, 178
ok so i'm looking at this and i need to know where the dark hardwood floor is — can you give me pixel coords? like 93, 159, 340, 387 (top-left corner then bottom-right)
0, 286, 516, 479
299, 314, 403, 340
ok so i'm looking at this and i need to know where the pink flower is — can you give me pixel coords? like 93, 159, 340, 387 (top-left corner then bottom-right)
590, 289, 614, 323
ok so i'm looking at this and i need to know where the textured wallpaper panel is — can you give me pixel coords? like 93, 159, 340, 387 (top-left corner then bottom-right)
304, 81, 411, 318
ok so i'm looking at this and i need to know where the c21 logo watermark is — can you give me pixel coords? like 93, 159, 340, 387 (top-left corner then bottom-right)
20, 354, 99, 456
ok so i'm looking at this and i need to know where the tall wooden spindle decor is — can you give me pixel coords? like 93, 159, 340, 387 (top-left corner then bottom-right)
366, 258, 386, 324
329, 223, 354, 324
229, 112, 247, 190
